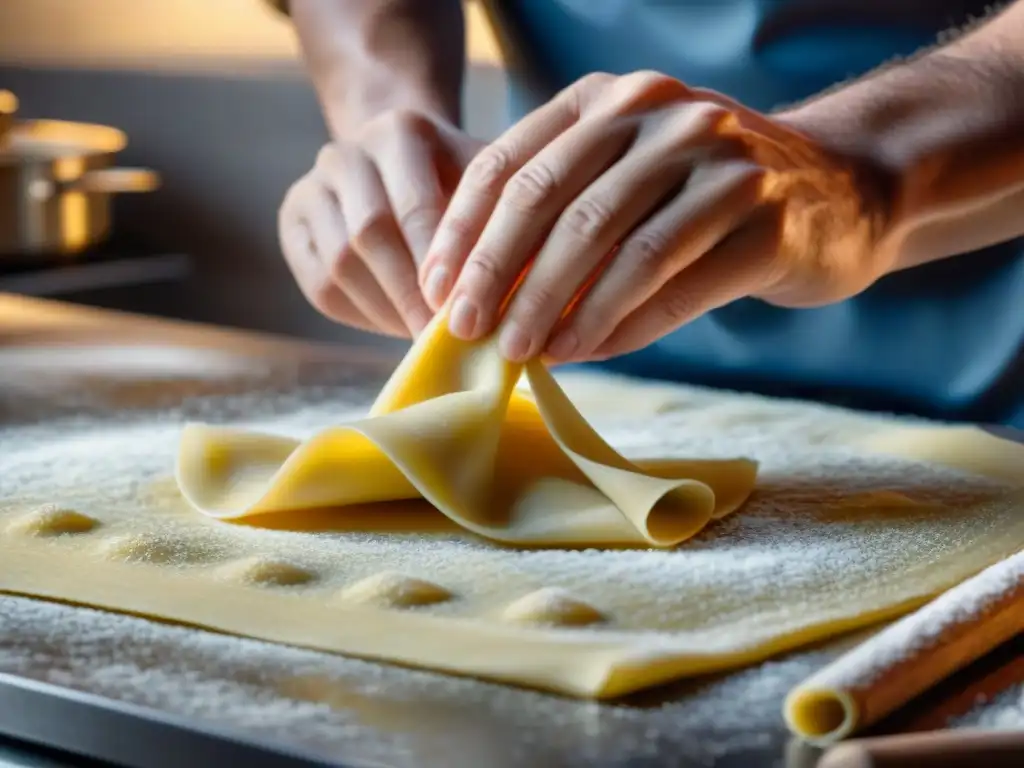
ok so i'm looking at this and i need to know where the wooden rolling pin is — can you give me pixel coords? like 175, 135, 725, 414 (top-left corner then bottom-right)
785, 546, 1024, 744
819, 729, 1024, 768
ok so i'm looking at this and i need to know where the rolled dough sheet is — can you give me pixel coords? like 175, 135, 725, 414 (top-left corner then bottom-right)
175, 312, 757, 548
1, 332, 1023, 698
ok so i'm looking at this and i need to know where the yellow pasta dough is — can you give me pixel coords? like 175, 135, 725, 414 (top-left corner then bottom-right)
175, 312, 758, 548
2, 305, 1023, 702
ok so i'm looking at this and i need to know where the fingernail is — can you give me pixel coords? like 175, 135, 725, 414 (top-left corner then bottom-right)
547, 328, 579, 360
448, 295, 479, 339
499, 322, 533, 362
424, 266, 451, 309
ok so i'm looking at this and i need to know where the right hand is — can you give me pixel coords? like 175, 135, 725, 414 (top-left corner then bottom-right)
278, 110, 484, 337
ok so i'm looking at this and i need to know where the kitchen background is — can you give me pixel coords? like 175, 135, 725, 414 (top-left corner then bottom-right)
0, 0, 507, 347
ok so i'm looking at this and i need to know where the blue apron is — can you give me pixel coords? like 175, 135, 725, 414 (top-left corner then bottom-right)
481, 0, 1024, 425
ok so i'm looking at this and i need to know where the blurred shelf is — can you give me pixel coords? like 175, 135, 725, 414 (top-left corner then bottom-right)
0, 253, 190, 298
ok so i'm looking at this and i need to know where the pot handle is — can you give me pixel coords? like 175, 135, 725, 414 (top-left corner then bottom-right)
70, 167, 161, 194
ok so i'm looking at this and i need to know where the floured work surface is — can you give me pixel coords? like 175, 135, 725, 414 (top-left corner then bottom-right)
2, 338, 1023, 703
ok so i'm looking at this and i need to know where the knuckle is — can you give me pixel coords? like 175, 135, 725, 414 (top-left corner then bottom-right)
653, 102, 732, 150
502, 164, 558, 213
435, 214, 476, 245
581, 71, 615, 88
622, 231, 672, 279
616, 70, 686, 106
631, 69, 675, 88
393, 194, 443, 233
575, 71, 616, 98
463, 250, 507, 294
689, 87, 734, 112
692, 99, 733, 123
512, 284, 560, 323
688, 101, 731, 130
606, 71, 679, 116
658, 288, 698, 326
464, 148, 514, 195
563, 72, 616, 116
442, 213, 475, 238
315, 142, 341, 170
559, 197, 615, 242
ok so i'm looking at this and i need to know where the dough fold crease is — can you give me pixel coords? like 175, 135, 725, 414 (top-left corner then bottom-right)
175, 313, 758, 547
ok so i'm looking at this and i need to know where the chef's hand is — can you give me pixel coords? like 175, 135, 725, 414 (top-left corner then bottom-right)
418, 71, 895, 362
278, 110, 484, 337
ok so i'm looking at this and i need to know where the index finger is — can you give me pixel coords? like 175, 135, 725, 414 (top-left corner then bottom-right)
419, 79, 596, 312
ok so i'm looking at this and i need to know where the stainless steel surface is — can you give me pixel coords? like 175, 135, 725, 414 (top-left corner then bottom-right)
0, 673, 348, 768
0, 116, 159, 258
0, 736, 88, 768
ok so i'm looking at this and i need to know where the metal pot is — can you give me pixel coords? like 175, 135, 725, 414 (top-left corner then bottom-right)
0, 91, 16, 144
0, 116, 160, 260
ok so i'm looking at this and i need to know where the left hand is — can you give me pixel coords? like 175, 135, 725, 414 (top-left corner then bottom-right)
417, 71, 896, 363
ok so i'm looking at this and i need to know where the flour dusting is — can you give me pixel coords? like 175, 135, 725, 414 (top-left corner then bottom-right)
795, 549, 1024, 695
1, 358, 1021, 765
954, 684, 1024, 731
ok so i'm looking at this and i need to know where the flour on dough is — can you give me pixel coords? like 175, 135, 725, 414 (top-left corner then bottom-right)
1, 317, 1022, 700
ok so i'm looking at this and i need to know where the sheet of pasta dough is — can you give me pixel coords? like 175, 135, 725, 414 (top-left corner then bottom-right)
175, 313, 758, 548
1, 318, 1023, 699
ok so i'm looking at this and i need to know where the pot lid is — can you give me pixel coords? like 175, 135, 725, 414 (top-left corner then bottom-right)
0, 118, 129, 165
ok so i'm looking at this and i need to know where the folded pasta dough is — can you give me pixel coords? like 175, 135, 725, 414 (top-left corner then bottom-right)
175, 312, 757, 547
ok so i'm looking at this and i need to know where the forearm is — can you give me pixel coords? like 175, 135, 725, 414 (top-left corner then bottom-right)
290, 0, 465, 137
778, 1, 1024, 270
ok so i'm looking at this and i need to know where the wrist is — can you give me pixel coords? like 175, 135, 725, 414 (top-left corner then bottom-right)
778, 51, 1024, 271
292, 0, 465, 140
321, 75, 461, 140
774, 101, 903, 278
